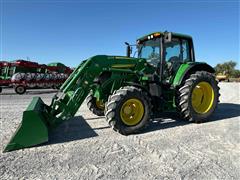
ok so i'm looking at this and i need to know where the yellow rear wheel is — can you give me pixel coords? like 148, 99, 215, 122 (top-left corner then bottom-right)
191, 82, 215, 114
177, 71, 219, 122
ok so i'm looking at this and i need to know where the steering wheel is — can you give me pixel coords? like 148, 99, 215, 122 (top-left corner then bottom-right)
167, 56, 180, 74
168, 56, 180, 63
147, 56, 160, 68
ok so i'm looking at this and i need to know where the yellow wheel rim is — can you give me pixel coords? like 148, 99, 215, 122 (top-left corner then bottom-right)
191, 82, 215, 114
96, 100, 105, 110
120, 98, 144, 126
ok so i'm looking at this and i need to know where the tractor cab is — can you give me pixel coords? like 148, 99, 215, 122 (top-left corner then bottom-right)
136, 32, 195, 82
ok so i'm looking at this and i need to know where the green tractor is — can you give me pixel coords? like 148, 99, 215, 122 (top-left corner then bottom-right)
4, 31, 220, 152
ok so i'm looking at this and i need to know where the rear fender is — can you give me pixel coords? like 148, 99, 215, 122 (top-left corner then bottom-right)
173, 62, 215, 87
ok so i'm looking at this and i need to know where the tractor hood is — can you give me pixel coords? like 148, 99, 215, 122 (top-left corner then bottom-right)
83, 55, 156, 74
106, 55, 143, 68
83, 55, 155, 72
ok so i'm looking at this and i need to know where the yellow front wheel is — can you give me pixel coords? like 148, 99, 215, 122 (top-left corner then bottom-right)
96, 99, 105, 110
105, 86, 151, 135
177, 71, 219, 122
86, 93, 105, 116
120, 98, 145, 126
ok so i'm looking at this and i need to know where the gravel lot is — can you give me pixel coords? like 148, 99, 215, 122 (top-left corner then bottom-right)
0, 83, 239, 179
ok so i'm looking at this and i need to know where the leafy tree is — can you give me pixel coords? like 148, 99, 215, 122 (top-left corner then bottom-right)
233, 69, 240, 78
214, 61, 239, 77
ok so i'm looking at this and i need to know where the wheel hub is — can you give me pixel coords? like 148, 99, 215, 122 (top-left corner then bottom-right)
120, 98, 144, 126
123, 105, 133, 115
191, 82, 215, 114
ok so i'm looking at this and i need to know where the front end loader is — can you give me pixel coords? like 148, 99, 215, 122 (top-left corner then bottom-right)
4, 31, 220, 152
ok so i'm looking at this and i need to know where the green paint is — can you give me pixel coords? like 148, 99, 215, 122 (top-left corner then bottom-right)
141, 76, 149, 81
94, 89, 101, 101
4, 97, 49, 152
173, 63, 190, 86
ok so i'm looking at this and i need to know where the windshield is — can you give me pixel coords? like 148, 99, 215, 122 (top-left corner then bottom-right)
138, 38, 160, 67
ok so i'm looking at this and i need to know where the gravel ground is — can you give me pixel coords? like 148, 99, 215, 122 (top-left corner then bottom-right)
0, 83, 239, 179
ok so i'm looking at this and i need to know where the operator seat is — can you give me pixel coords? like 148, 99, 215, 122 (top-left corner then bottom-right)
167, 56, 182, 75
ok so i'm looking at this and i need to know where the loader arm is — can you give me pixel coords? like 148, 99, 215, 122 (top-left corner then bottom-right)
49, 58, 105, 124
49, 55, 144, 124
4, 55, 149, 152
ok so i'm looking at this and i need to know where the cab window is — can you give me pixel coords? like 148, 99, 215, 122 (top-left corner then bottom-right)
164, 38, 191, 62
165, 39, 181, 62
138, 38, 160, 67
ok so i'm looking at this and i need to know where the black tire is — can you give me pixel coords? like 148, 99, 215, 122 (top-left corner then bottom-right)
86, 93, 104, 116
0, 86, 2, 93
176, 71, 220, 123
14, 85, 26, 95
105, 86, 151, 135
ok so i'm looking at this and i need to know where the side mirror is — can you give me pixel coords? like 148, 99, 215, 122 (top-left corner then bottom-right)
164, 32, 172, 43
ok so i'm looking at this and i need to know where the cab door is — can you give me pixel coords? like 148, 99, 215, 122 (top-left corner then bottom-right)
162, 38, 191, 82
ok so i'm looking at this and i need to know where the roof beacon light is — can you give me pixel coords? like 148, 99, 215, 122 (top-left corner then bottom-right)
154, 33, 160, 37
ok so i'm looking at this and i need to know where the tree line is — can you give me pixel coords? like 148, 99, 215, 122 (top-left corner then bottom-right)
214, 61, 240, 78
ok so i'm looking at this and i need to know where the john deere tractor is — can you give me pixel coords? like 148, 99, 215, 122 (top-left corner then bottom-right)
4, 31, 220, 152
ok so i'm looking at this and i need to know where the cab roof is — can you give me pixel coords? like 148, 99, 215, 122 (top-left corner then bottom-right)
137, 31, 192, 41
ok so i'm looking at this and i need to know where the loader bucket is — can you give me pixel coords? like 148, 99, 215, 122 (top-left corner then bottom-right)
3, 97, 50, 152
